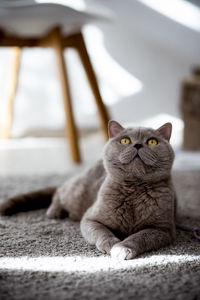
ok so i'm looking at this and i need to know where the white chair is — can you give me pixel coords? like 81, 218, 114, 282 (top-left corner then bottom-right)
0, 0, 110, 162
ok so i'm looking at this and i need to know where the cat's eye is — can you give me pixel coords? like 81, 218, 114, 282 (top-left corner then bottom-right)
148, 138, 158, 146
120, 137, 131, 145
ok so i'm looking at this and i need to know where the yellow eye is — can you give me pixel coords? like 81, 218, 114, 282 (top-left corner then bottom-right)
120, 138, 131, 145
148, 138, 158, 146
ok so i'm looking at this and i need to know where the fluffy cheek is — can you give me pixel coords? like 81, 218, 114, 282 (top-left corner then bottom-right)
158, 149, 174, 170
103, 145, 123, 172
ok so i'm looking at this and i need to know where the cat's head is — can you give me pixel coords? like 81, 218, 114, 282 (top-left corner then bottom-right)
103, 120, 174, 182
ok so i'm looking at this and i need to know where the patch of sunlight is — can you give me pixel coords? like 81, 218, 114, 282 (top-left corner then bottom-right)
84, 25, 143, 105
0, 254, 199, 273
139, 0, 200, 32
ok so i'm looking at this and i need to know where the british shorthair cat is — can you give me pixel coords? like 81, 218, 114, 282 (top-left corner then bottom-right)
0, 120, 178, 260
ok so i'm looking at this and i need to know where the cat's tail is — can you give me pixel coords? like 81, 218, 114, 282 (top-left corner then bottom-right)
0, 187, 57, 216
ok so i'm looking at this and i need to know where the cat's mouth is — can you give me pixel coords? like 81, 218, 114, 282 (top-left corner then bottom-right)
119, 150, 144, 165
132, 153, 147, 166
133, 153, 142, 161
126, 154, 143, 164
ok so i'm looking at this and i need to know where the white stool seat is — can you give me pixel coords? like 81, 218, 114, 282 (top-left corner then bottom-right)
0, 0, 109, 37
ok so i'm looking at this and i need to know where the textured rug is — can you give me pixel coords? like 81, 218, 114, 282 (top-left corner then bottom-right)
0, 170, 200, 300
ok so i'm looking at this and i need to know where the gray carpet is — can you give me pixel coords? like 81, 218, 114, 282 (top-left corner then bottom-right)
0, 170, 200, 300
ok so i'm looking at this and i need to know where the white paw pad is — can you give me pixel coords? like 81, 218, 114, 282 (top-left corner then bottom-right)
111, 245, 136, 260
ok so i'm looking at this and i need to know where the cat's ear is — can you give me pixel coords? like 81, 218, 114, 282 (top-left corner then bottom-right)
108, 120, 124, 138
156, 123, 172, 141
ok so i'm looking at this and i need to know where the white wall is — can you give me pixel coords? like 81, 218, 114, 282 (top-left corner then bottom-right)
88, 0, 200, 124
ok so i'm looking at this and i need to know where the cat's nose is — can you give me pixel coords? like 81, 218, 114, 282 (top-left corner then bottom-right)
134, 143, 143, 150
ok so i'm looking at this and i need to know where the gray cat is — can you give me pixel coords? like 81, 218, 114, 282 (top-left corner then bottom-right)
0, 120, 176, 260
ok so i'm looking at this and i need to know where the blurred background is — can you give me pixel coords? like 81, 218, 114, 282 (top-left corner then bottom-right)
0, 0, 200, 174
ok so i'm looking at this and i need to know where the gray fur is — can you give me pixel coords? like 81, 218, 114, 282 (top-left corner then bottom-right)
0, 121, 176, 260
47, 121, 176, 260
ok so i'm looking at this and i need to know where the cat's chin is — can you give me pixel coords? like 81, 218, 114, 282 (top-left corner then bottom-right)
124, 161, 147, 180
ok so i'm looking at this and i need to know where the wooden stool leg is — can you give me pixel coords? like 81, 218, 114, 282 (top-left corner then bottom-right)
75, 32, 110, 139
1, 47, 20, 138
51, 28, 81, 163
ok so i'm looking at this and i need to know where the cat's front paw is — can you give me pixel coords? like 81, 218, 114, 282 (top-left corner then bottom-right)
111, 244, 137, 260
96, 237, 120, 255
